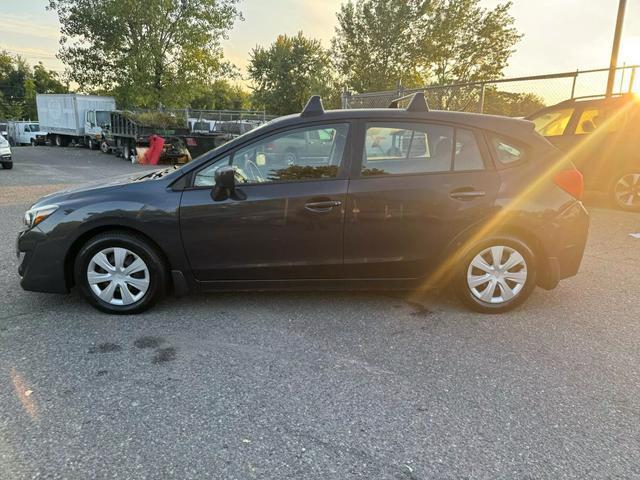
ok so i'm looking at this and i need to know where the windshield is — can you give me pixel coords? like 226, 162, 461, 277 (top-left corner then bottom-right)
96, 111, 111, 126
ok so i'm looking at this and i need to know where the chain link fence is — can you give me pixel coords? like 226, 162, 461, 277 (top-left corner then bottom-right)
342, 65, 639, 117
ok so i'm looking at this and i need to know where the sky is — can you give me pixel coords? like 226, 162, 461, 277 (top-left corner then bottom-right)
1, 0, 640, 85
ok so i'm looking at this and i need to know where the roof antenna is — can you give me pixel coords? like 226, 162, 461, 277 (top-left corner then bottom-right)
301, 95, 324, 117
406, 92, 429, 112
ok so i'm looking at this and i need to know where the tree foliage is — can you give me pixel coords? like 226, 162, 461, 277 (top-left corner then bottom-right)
483, 88, 546, 117
47, 0, 241, 108
332, 0, 427, 93
248, 32, 338, 116
0, 51, 67, 120
190, 80, 250, 110
332, 0, 521, 93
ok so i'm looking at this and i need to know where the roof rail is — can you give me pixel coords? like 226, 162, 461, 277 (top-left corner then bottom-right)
388, 92, 430, 112
301, 95, 324, 117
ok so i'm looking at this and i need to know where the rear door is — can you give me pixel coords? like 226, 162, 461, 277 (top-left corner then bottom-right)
344, 120, 501, 279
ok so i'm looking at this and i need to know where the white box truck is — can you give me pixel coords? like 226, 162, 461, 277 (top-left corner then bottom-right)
36, 94, 116, 149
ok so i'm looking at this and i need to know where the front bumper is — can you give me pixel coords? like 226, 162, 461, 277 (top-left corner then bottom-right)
1, 152, 11, 163
17, 228, 70, 294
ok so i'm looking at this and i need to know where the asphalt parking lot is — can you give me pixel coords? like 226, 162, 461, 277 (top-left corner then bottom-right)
1, 146, 640, 479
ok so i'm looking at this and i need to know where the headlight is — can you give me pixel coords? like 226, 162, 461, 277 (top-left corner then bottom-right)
23, 204, 59, 229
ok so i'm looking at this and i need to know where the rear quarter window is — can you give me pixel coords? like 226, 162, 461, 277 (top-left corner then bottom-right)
491, 136, 525, 165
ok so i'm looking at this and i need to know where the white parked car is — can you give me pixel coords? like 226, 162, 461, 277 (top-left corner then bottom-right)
0, 134, 13, 169
7, 121, 47, 146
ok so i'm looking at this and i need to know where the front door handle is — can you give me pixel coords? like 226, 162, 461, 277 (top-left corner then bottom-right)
305, 200, 342, 213
450, 189, 486, 200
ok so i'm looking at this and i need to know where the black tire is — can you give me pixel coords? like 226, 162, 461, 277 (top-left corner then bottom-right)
1, 162, 12, 170
55, 135, 64, 147
87, 139, 94, 150
122, 143, 131, 161
74, 231, 167, 314
100, 141, 110, 154
453, 236, 537, 314
610, 171, 640, 212
30, 139, 37, 147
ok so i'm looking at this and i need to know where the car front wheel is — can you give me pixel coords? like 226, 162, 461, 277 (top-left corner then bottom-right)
455, 237, 536, 313
74, 232, 167, 314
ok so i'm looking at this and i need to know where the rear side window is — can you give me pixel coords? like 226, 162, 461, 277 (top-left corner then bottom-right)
530, 108, 574, 137
492, 137, 525, 165
361, 123, 485, 176
575, 108, 604, 135
454, 129, 484, 171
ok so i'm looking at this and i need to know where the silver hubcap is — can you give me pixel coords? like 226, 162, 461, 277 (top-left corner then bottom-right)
614, 173, 640, 208
87, 247, 150, 306
467, 245, 527, 304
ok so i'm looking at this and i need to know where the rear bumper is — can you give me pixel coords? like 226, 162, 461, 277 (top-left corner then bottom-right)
537, 201, 590, 290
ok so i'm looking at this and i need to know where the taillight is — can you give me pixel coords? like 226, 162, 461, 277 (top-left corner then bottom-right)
554, 169, 584, 199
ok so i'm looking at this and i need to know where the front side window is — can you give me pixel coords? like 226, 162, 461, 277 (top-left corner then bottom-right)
530, 108, 574, 137
194, 123, 349, 186
194, 155, 231, 187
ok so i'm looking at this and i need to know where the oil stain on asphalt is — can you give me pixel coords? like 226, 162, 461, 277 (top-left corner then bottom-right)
133, 336, 165, 349
88, 343, 122, 354
152, 347, 177, 364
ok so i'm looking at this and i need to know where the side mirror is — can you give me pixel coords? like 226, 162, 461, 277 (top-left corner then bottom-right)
214, 165, 237, 190
213, 165, 245, 201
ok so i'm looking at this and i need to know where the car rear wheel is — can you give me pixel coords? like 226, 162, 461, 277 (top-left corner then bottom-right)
74, 232, 167, 314
1, 162, 12, 170
454, 237, 536, 313
611, 172, 640, 211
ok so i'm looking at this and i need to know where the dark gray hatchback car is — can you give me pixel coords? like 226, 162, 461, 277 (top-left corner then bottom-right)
18, 94, 589, 314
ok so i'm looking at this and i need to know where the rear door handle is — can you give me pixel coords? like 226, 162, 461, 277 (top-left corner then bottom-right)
305, 200, 342, 213
449, 189, 486, 200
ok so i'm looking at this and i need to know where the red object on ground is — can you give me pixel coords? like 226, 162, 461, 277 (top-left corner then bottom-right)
146, 135, 165, 166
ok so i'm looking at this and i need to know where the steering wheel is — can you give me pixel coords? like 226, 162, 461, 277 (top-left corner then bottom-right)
243, 159, 265, 183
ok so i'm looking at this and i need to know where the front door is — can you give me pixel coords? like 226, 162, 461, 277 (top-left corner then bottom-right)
344, 120, 500, 279
179, 122, 351, 281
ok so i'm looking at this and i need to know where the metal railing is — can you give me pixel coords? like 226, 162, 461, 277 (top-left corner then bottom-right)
342, 65, 639, 116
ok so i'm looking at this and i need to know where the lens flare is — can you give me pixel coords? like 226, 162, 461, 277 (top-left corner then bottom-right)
409, 96, 639, 302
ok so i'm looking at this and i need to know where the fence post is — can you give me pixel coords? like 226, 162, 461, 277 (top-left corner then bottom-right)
341, 90, 351, 109
477, 83, 485, 113
570, 69, 579, 98
629, 67, 636, 93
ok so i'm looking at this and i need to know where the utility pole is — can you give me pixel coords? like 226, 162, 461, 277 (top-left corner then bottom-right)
606, 0, 627, 96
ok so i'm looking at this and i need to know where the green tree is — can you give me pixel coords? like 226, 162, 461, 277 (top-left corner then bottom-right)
332, 0, 521, 95
0, 52, 67, 119
332, 0, 427, 93
416, 0, 521, 86
483, 88, 546, 117
248, 32, 338, 115
48, 0, 241, 108
190, 80, 250, 110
